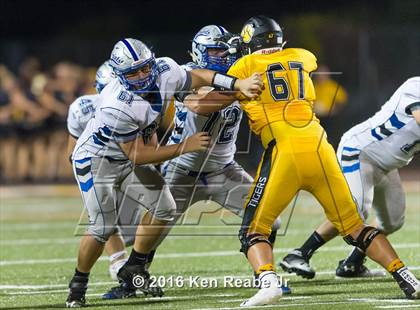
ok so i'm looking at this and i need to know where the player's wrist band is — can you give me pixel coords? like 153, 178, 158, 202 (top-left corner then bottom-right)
211, 73, 237, 91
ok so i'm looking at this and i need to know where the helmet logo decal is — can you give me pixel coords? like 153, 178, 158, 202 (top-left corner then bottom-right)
110, 53, 124, 65
241, 23, 254, 43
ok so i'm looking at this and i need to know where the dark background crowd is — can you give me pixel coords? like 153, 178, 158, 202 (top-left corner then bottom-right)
1, 0, 419, 184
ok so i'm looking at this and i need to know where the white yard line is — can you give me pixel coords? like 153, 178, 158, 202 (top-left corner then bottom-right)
349, 298, 414, 304
2, 222, 419, 232
2, 234, 420, 246
0, 281, 114, 290
220, 297, 311, 303
193, 298, 420, 310
192, 301, 354, 310
2, 268, 420, 290
2, 289, 238, 301
0, 238, 78, 245
375, 306, 420, 309
0, 223, 76, 230
1, 243, 419, 266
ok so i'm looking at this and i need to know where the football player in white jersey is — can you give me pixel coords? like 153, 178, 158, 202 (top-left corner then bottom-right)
65, 38, 263, 307
67, 61, 151, 283
279, 77, 420, 299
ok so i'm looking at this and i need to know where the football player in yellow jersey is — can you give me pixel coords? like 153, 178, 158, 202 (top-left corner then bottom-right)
185, 15, 419, 306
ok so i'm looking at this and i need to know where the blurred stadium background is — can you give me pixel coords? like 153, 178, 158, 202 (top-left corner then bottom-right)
1, 0, 419, 184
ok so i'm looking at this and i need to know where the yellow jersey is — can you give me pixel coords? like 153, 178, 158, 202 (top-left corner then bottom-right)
228, 48, 318, 135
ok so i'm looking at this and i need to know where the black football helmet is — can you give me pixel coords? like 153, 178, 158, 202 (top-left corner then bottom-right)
240, 15, 283, 54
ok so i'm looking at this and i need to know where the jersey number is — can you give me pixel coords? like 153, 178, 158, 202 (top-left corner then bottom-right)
267, 62, 304, 101
201, 106, 241, 144
156, 59, 170, 74
218, 106, 241, 144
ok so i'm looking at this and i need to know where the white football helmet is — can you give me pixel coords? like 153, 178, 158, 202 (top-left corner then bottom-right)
191, 25, 238, 73
109, 38, 158, 94
95, 60, 114, 93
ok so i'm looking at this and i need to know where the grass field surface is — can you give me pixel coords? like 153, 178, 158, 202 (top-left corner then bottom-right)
0, 185, 419, 309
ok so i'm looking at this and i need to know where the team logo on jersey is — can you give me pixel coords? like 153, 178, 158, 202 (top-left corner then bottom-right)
241, 23, 254, 43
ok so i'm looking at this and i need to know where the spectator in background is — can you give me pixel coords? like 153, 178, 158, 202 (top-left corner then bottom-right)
17, 57, 51, 181
313, 64, 348, 117
0, 64, 49, 182
37, 61, 84, 180
0, 66, 14, 183
80, 66, 97, 95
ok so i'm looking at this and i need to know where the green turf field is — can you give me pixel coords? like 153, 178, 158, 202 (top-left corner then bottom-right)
0, 187, 419, 309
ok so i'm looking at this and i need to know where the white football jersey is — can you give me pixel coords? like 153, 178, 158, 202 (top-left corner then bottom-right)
340, 77, 420, 171
73, 57, 189, 161
166, 62, 243, 172
67, 94, 99, 138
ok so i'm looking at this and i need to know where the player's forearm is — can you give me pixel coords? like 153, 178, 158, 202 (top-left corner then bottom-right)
184, 91, 236, 115
189, 69, 239, 91
189, 69, 216, 90
127, 144, 186, 166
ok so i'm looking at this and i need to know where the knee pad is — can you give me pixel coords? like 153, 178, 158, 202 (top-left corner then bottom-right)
148, 194, 177, 222
87, 209, 119, 243
377, 216, 405, 235
88, 219, 118, 243
343, 226, 382, 252
88, 224, 119, 244
150, 208, 175, 222
380, 222, 404, 235
239, 229, 272, 256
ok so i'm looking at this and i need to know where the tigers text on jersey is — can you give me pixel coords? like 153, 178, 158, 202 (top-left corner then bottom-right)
67, 94, 99, 138
167, 62, 243, 172
340, 77, 420, 172
227, 48, 318, 136
73, 57, 189, 161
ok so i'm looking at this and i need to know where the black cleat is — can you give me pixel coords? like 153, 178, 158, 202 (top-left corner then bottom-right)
103, 264, 164, 300
102, 284, 137, 300
279, 249, 315, 279
335, 259, 386, 279
65, 276, 87, 308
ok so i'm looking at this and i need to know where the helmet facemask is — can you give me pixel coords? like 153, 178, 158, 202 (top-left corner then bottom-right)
191, 26, 238, 73
114, 58, 158, 95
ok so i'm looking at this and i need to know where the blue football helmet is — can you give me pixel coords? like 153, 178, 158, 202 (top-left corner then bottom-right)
95, 61, 114, 93
109, 38, 158, 94
191, 25, 238, 73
